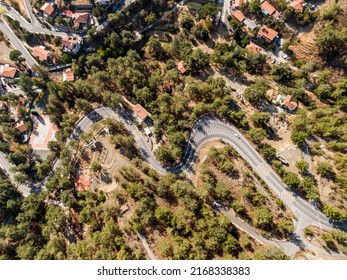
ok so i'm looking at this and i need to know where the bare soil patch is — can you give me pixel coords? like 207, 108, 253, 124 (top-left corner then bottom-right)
0, 41, 14, 65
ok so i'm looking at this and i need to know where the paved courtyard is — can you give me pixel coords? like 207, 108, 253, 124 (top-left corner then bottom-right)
29, 115, 58, 158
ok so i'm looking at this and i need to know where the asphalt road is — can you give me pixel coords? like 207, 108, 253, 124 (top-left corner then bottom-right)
0, 18, 37, 67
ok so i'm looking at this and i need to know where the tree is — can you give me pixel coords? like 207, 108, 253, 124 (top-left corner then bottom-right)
315, 22, 347, 55
271, 64, 293, 83
295, 160, 309, 173
253, 246, 289, 260
251, 112, 270, 128
323, 205, 346, 221
291, 130, 308, 146
283, 172, 300, 190
244, 79, 268, 105
248, 128, 268, 144
180, 16, 194, 31
316, 161, 335, 178
254, 206, 273, 229
315, 83, 332, 99
61, 53, 72, 64
186, 49, 210, 72
259, 143, 276, 161
91, 161, 102, 174
9, 50, 22, 62
277, 219, 294, 237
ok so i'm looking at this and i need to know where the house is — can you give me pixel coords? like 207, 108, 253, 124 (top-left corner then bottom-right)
177, 61, 187, 74
33, 46, 50, 61
0, 101, 8, 111
132, 103, 150, 122
61, 37, 81, 54
258, 25, 278, 43
63, 68, 75, 81
233, 10, 246, 23
62, 10, 74, 18
243, 18, 257, 30
75, 174, 91, 191
246, 42, 263, 53
15, 121, 28, 133
62, 10, 89, 29
0, 65, 17, 79
291, 0, 305, 12
261, 1, 278, 16
40, 3, 56, 18
233, 0, 243, 9
74, 13, 89, 29
284, 95, 298, 111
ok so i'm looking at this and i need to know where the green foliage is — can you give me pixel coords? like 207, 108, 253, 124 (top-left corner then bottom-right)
277, 219, 294, 237
283, 172, 300, 190
259, 143, 276, 161
198, 3, 219, 20
253, 246, 289, 260
250, 112, 270, 128
180, 16, 194, 31
320, 3, 341, 20
323, 205, 347, 221
315, 22, 347, 55
253, 206, 273, 229
248, 128, 268, 144
9, 50, 22, 62
316, 161, 335, 178
270, 64, 293, 83
244, 79, 269, 105
295, 160, 309, 173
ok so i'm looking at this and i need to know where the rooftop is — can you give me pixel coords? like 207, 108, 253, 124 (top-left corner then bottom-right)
63, 68, 75, 81
284, 95, 298, 111
258, 25, 278, 42
261, 1, 277, 15
292, 0, 305, 12
233, 10, 246, 23
246, 42, 263, 53
132, 103, 149, 121
15, 121, 28, 133
177, 61, 187, 74
33, 46, 49, 61
40, 3, 55, 16
0, 65, 17, 79
75, 174, 91, 192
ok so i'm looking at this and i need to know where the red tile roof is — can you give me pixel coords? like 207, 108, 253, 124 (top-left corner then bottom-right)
291, 0, 305, 12
62, 37, 79, 50
234, 0, 243, 8
261, 1, 277, 15
177, 61, 187, 74
33, 46, 49, 61
15, 121, 27, 133
75, 174, 91, 191
233, 10, 246, 22
284, 95, 298, 111
41, 3, 55, 16
0, 65, 17, 79
246, 42, 262, 53
258, 26, 278, 43
74, 13, 89, 24
132, 103, 149, 121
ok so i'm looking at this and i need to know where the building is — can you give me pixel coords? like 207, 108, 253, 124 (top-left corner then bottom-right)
0, 101, 8, 111
284, 95, 298, 111
144, 127, 152, 136
63, 68, 75, 81
233, 10, 246, 23
177, 61, 187, 74
246, 42, 263, 53
33, 46, 50, 61
75, 174, 91, 191
74, 13, 89, 29
0, 65, 17, 79
61, 37, 81, 54
15, 97, 26, 116
291, 0, 305, 12
132, 103, 150, 122
40, 3, 56, 18
233, 0, 243, 9
243, 18, 257, 30
15, 121, 28, 133
258, 25, 278, 43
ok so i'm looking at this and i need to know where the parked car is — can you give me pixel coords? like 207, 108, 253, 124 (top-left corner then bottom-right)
277, 156, 289, 165
271, 59, 276, 64
282, 53, 288, 59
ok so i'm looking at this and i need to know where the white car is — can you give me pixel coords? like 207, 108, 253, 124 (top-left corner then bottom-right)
282, 53, 288, 59
234, 133, 240, 139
